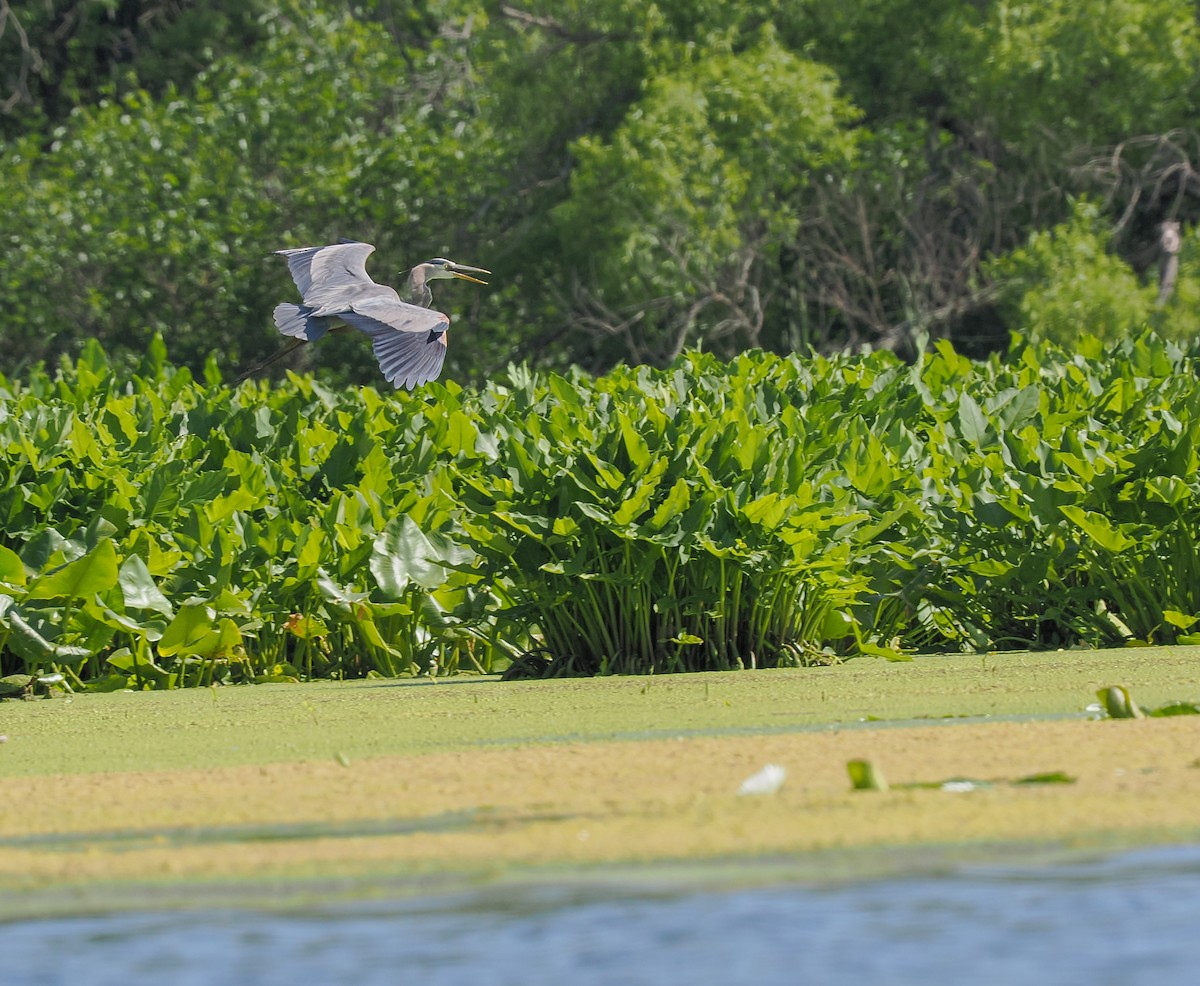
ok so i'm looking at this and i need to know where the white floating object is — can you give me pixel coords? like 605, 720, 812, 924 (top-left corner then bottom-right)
738, 763, 787, 796
941, 780, 980, 793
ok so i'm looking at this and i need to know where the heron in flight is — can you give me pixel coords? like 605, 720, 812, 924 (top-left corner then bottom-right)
236, 241, 489, 389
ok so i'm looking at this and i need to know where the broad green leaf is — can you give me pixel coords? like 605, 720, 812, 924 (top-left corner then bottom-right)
118, 555, 174, 615
648, 478, 691, 530
27, 538, 119, 600
213, 617, 243, 656
444, 409, 479, 456
0, 544, 25, 587
5, 609, 92, 665
20, 528, 77, 576
370, 516, 469, 595
157, 603, 219, 656
993, 385, 1041, 430
317, 576, 370, 613
1163, 610, 1199, 630
107, 650, 176, 688
295, 526, 325, 578
1060, 506, 1134, 552
583, 451, 625, 491
617, 411, 652, 470
206, 487, 259, 523
741, 493, 790, 530
85, 673, 132, 693
956, 391, 989, 446
612, 460, 669, 526
1143, 476, 1190, 505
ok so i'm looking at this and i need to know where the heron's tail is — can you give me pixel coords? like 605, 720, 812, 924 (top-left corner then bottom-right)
273, 303, 333, 342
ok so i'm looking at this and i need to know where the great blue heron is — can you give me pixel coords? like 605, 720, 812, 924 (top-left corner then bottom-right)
235, 241, 489, 389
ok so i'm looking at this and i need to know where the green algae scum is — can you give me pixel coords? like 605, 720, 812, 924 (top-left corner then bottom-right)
4, 646, 1200, 919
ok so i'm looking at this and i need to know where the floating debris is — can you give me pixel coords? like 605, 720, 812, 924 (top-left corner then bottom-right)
737, 763, 787, 796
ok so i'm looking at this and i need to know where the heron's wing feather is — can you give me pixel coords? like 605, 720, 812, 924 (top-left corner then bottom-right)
275, 242, 378, 303
369, 326, 448, 390
344, 295, 444, 333
340, 305, 449, 390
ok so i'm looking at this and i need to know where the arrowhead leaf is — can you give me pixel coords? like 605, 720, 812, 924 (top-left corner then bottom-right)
27, 539, 119, 600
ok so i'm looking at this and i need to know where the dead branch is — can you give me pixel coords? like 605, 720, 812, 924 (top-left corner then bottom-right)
498, 5, 616, 45
0, 0, 42, 114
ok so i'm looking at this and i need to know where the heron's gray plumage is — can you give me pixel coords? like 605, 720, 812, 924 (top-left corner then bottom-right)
243, 240, 488, 390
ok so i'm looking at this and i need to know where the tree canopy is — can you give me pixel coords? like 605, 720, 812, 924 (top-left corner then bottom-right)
3, 0, 1199, 386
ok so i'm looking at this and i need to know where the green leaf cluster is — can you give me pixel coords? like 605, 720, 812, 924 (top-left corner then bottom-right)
986, 201, 1159, 345
4, 331, 1200, 688
0, 339, 501, 689
6, 1, 1200, 382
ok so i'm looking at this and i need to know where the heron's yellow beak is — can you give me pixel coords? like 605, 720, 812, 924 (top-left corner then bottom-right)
448, 264, 489, 285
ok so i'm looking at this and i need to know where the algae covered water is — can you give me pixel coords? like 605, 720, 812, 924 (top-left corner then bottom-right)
5, 844, 1199, 985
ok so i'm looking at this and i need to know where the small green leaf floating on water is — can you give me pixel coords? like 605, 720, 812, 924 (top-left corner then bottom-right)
1097, 685, 1200, 718
1098, 685, 1145, 719
1012, 771, 1076, 785
1147, 701, 1200, 717
847, 759, 889, 792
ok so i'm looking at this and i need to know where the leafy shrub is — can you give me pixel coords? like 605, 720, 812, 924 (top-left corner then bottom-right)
986, 200, 1157, 346
2, 331, 1200, 690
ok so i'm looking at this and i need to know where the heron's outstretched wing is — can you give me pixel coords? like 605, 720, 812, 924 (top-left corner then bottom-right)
275, 242, 378, 305
367, 324, 448, 390
340, 296, 450, 390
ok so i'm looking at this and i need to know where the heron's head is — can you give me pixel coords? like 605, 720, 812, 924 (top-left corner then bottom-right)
416, 258, 490, 285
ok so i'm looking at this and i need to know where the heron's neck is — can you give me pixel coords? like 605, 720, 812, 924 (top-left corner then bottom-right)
407, 267, 434, 308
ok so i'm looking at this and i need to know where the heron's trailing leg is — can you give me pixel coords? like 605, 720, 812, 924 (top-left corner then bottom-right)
234, 337, 307, 384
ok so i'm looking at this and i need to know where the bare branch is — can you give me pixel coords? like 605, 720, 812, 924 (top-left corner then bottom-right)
0, 0, 43, 115
498, 5, 616, 45
1076, 131, 1200, 242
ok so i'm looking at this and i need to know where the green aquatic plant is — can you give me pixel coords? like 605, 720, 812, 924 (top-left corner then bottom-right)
3, 330, 1200, 687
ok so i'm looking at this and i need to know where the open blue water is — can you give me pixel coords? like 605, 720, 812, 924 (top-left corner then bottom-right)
6, 844, 1200, 986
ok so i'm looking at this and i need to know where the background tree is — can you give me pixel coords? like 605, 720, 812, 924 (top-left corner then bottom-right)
3, 0, 1200, 386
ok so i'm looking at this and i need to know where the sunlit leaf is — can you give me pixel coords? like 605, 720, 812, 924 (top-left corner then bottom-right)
0, 544, 25, 587
118, 555, 174, 616
1060, 507, 1134, 553
27, 539, 119, 600
370, 515, 471, 596
157, 603, 219, 657
847, 759, 889, 792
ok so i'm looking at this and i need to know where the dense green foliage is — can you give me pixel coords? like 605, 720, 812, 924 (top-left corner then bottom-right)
3, 1, 1199, 385
2, 335, 1199, 689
